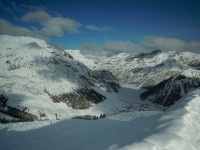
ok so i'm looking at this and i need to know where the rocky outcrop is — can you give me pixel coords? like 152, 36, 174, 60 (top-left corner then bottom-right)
46, 89, 106, 109
94, 70, 120, 92
140, 75, 200, 107
0, 95, 38, 123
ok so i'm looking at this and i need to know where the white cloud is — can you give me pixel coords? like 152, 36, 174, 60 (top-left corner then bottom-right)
22, 10, 50, 22
40, 17, 81, 36
81, 40, 145, 56
21, 10, 81, 37
141, 36, 200, 53
85, 25, 115, 32
81, 37, 200, 57
103, 41, 142, 53
0, 18, 37, 37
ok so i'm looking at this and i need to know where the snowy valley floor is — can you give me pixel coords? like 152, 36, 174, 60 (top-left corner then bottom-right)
0, 87, 200, 150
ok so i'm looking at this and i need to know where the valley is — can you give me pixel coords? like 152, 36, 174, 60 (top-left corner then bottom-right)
0, 35, 200, 150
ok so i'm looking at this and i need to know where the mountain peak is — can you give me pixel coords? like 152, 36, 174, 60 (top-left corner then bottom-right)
0, 35, 123, 122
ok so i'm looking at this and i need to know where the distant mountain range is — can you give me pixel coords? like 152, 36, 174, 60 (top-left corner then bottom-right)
1, 35, 200, 122
97, 49, 200, 87
96, 49, 200, 107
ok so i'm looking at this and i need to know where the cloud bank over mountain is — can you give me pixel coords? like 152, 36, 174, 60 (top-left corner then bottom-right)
81, 36, 200, 56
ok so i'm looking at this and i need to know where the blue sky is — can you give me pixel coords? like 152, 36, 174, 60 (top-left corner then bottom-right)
0, 0, 200, 55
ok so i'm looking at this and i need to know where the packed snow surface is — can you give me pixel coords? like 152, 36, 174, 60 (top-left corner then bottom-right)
0, 88, 200, 150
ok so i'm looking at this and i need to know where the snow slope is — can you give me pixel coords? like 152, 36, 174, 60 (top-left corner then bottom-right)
64, 49, 97, 69
0, 88, 199, 150
0, 35, 124, 122
117, 88, 200, 150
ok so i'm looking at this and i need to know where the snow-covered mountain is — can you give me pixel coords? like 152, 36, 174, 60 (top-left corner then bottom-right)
97, 50, 200, 88
140, 75, 200, 107
1, 35, 200, 149
96, 50, 200, 107
0, 35, 124, 122
1, 35, 199, 124
1, 35, 200, 150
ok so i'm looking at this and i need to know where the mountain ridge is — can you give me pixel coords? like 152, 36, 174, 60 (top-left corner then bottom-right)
96, 50, 200, 88
0, 35, 123, 122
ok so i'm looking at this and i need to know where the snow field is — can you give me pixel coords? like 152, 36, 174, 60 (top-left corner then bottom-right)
1, 89, 200, 150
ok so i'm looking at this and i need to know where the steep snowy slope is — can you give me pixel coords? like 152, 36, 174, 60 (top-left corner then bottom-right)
65, 49, 121, 92
97, 50, 200, 88
64, 49, 97, 69
140, 74, 200, 107
0, 35, 124, 122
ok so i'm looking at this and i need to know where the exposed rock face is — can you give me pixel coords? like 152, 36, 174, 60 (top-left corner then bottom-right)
140, 75, 200, 107
94, 70, 120, 92
47, 89, 106, 109
0, 95, 37, 122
